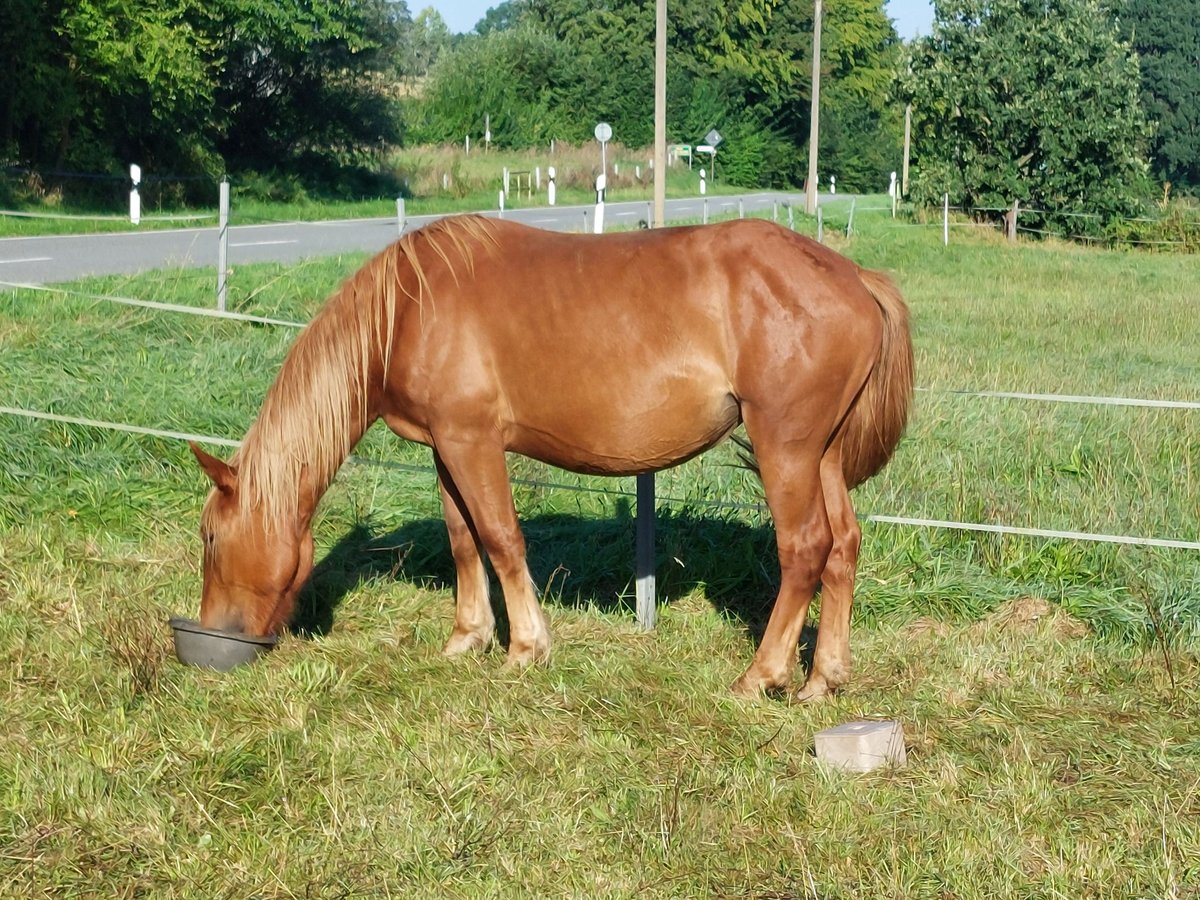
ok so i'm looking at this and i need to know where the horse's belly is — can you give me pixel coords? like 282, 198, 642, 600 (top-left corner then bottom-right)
506, 387, 740, 476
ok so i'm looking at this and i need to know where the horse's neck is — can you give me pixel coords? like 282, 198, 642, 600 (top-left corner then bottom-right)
236, 294, 389, 527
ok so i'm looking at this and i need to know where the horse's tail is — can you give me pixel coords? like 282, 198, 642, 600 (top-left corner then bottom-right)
841, 268, 914, 488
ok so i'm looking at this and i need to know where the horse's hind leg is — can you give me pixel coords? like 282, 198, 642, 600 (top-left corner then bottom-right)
431, 436, 551, 667
731, 417, 832, 697
435, 454, 495, 656
796, 436, 860, 702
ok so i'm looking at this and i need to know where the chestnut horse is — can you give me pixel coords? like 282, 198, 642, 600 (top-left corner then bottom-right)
190, 215, 912, 700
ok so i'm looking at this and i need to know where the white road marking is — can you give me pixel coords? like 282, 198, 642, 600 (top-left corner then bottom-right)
229, 239, 298, 247
0, 256, 52, 264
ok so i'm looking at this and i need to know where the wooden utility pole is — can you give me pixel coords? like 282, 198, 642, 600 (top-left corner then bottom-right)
804, 0, 823, 215
653, 0, 667, 229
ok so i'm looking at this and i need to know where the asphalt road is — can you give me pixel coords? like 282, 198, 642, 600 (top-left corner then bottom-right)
0, 191, 825, 285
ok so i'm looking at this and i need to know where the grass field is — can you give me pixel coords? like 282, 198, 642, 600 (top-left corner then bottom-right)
1, 207, 1198, 897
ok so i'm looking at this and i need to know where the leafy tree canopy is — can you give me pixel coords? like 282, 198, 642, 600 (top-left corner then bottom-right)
475, 1, 521, 35
1, 0, 410, 200
904, 0, 1152, 223
1119, 0, 1200, 191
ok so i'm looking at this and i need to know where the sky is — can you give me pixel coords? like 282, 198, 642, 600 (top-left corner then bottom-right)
419, 1, 935, 40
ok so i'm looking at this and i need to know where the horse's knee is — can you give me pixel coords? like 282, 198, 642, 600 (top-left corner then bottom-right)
777, 521, 833, 582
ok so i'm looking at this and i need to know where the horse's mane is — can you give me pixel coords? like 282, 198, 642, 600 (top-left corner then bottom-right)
229, 215, 498, 529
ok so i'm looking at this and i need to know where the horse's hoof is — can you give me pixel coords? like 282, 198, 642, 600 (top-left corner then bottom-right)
731, 673, 788, 698
730, 676, 765, 699
502, 640, 551, 669
442, 630, 493, 657
794, 676, 835, 703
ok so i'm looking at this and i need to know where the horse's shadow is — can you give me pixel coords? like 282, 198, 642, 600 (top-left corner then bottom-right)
292, 499, 819, 660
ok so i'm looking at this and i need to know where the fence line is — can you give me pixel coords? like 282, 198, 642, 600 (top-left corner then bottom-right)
2, 402, 1198, 552
0, 280, 304, 328
1016, 224, 1194, 247
921, 387, 1200, 411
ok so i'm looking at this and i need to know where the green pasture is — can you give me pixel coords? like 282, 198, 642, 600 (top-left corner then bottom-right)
1, 208, 1198, 896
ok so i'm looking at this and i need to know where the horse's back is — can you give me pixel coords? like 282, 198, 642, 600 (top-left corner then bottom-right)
386, 217, 884, 474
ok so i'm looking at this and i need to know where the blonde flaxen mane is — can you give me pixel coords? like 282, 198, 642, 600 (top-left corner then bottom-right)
227, 215, 498, 531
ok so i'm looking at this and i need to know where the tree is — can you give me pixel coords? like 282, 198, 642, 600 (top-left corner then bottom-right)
212, 0, 408, 184
2, 0, 411, 201
475, 2, 520, 35
409, 25, 574, 146
1120, 0, 1200, 191
819, 0, 902, 192
407, 7, 454, 77
904, 0, 1151, 225
1, 0, 218, 181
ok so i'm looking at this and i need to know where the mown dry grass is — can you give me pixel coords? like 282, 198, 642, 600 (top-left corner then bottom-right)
1, 207, 1198, 896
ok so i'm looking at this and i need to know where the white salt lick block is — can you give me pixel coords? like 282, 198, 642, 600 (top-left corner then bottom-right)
814, 720, 907, 772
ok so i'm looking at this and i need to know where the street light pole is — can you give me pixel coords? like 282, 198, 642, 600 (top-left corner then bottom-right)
805, 0, 823, 216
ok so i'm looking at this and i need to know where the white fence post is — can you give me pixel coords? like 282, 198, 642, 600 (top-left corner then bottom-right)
548, 166, 556, 206
396, 197, 406, 237
787, 204, 795, 230
817, 205, 824, 243
593, 173, 606, 233
498, 190, 505, 218
943, 193, 950, 246
216, 178, 229, 312
129, 164, 141, 225
846, 197, 856, 237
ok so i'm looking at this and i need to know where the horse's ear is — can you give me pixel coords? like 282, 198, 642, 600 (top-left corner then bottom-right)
189, 442, 237, 495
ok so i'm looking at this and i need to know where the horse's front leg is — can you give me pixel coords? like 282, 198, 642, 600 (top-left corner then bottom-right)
435, 454, 495, 656
432, 435, 551, 667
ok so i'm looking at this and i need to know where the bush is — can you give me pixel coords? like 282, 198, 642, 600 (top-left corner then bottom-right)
1105, 201, 1200, 252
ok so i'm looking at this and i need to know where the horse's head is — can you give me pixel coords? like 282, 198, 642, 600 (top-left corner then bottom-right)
190, 443, 315, 637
